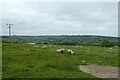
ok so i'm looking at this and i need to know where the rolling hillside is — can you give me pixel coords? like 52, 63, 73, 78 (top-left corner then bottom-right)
2, 35, 119, 46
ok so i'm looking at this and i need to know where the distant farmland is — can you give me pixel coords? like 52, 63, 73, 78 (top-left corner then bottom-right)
2, 35, 119, 46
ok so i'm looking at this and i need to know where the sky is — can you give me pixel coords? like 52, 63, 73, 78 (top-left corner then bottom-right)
1, 1, 118, 37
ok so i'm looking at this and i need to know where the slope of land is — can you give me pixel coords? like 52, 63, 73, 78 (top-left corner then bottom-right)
2, 43, 118, 78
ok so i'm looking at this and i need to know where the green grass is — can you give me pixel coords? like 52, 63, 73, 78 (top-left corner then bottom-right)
0, 42, 2, 78
2, 43, 118, 78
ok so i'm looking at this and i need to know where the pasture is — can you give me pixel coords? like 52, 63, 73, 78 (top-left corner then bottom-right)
2, 43, 118, 78
0, 42, 2, 78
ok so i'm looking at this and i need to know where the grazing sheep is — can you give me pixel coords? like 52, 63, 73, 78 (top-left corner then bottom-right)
108, 47, 112, 51
42, 46, 47, 49
109, 47, 112, 50
70, 51, 74, 55
57, 48, 65, 53
60, 48, 65, 53
82, 60, 86, 63
67, 49, 74, 55
67, 49, 72, 53
28, 43, 36, 45
57, 49, 61, 53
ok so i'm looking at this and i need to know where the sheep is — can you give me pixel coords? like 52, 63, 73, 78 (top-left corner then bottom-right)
82, 60, 86, 63
67, 49, 72, 54
60, 48, 65, 53
70, 51, 74, 55
57, 49, 61, 53
28, 43, 36, 45
108, 47, 112, 51
67, 49, 74, 55
109, 47, 112, 50
57, 48, 65, 53
42, 46, 47, 49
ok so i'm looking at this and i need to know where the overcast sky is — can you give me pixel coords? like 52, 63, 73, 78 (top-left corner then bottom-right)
1, 1, 118, 37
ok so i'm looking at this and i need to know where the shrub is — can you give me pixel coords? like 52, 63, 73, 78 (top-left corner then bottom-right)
100, 40, 114, 47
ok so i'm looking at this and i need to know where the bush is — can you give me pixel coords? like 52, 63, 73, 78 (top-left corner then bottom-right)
100, 40, 114, 47
42, 42, 49, 44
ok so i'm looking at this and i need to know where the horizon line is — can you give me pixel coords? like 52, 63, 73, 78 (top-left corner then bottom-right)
1, 34, 119, 37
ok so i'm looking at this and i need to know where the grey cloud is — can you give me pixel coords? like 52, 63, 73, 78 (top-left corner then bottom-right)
2, 2, 118, 37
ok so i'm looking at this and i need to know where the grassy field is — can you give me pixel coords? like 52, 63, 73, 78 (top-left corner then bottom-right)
2, 43, 118, 78
0, 42, 2, 78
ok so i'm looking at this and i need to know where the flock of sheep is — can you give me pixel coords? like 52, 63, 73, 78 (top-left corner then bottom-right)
28, 43, 75, 55
57, 48, 74, 55
28, 43, 113, 56
42, 45, 75, 55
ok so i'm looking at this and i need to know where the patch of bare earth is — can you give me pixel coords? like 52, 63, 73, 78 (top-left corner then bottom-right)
79, 64, 119, 78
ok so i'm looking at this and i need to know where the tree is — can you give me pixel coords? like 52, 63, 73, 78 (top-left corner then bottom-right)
100, 40, 114, 47
42, 42, 49, 44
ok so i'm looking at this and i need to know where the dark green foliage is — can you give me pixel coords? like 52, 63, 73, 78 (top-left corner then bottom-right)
57, 41, 79, 45
43, 42, 49, 44
2, 35, 118, 46
100, 40, 114, 47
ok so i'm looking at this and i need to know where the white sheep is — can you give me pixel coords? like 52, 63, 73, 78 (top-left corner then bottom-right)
67, 49, 74, 55
109, 47, 112, 50
67, 49, 72, 53
57, 49, 61, 53
108, 47, 112, 51
70, 51, 74, 55
82, 60, 86, 63
57, 48, 65, 53
42, 46, 47, 49
28, 43, 36, 45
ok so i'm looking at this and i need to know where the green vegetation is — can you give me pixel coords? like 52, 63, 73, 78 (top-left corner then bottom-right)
2, 35, 119, 78
100, 40, 114, 47
2, 35, 118, 46
2, 43, 118, 78
0, 41, 2, 78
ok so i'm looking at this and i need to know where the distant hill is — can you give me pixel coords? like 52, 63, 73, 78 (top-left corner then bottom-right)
2, 35, 119, 46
